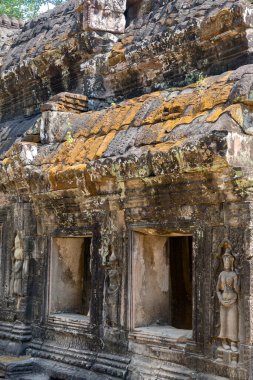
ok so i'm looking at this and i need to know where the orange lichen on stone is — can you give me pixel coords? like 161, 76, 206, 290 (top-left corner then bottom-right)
3, 69, 244, 194
235, 97, 253, 107
48, 167, 76, 190
198, 81, 233, 111
58, 139, 88, 165
224, 104, 243, 126
148, 138, 187, 153
93, 107, 129, 135
48, 163, 87, 191
206, 106, 225, 122
96, 131, 117, 157
159, 78, 233, 131
84, 110, 107, 136
108, 42, 126, 66
42, 75, 237, 174
163, 112, 207, 132
121, 102, 145, 126
2, 157, 12, 165
60, 136, 99, 165
121, 35, 134, 46
85, 136, 106, 161
105, 106, 133, 132
142, 101, 165, 125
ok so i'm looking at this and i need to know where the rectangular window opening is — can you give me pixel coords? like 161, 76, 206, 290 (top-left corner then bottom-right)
49, 237, 92, 319
132, 233, 193, 338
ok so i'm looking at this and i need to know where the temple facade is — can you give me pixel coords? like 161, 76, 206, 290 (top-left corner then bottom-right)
0, 0, 253, 379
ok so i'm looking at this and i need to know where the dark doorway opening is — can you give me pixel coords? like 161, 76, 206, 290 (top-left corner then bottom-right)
169, 236, 193, 330
82, 236, 92, 316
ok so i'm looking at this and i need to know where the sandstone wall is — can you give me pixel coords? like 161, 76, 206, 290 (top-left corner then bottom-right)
0, 1, 253, 379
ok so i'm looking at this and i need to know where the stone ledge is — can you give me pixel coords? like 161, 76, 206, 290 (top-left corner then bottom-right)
129, 325, 192, 346
0, 355, 33, 378
0, 322, 32, 342
0, 322, 32, 355
0, 356, 122, 379
27, 341, 130, 378
33, 358, 122, 379
128, 354, 196, 380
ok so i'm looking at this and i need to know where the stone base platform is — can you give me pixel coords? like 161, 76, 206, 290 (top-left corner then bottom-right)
0, 356, 123, 379
21, 358, 122, 380
0, 353, 240, 380
28, 340, 130, 378
215, 346, 239, 366
0, 322, 32, 356
0, 355, 33, 378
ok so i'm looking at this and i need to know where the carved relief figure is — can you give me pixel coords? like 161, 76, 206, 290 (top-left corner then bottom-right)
84, 0, 126, 33
10, 233, 28, 308
216, 248, 239, 352
105, 251, 120, 327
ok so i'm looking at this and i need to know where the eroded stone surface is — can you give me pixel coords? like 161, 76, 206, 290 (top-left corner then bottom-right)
1, 0, 253, 120
0, 1, 253, 380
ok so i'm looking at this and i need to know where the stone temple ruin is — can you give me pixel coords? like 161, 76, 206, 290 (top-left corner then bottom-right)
1, 0, 253, 378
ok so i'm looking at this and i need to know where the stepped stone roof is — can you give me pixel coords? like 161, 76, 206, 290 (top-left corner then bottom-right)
0, 0, 253, 198
0, 0, 77, 73
0, 15, 24, 29
0, 14, 24, 67
1, 65, 253, 196
0, 0, 253, 121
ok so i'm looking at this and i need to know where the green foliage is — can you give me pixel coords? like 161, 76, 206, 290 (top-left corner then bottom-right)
174, 70, 206, 88
65, 122, 74, 145
0, 0, 65, 20
0, 0, 23, 19
184, 70, 206, 86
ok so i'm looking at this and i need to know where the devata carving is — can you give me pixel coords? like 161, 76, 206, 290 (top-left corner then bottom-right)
105, 251, 120, 327
216, 248, 239, 352
10, 233, 28, 309
83, 0, 126, 33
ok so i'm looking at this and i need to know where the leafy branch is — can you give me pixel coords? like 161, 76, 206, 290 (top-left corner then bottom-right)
0, 0, 65, 20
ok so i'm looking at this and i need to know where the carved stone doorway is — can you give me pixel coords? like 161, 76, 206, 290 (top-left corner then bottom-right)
130, 231, 193, 339
49, 237, 92, 318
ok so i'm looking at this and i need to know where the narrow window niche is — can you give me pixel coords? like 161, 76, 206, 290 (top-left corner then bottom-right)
125, 0, 142, 27
131, 232, 193, 340
49, 237, 92, 321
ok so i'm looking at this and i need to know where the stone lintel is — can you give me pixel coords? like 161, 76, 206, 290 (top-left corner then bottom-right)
41, 92, 89, 113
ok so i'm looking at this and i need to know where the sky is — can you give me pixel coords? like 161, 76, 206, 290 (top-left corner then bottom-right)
39, 3, 55, 14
